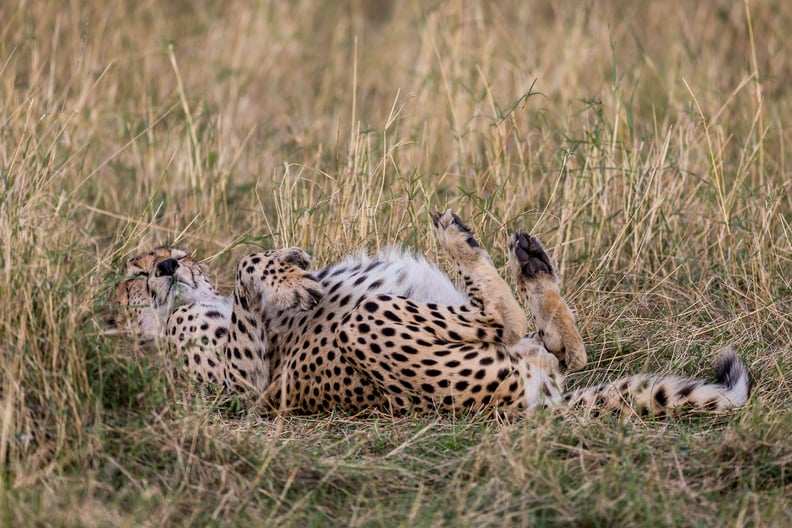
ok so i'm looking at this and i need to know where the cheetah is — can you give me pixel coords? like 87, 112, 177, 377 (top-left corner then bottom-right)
107, 211, 751, 417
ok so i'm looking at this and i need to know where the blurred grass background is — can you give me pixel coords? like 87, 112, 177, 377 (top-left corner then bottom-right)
1, 1, 790, 525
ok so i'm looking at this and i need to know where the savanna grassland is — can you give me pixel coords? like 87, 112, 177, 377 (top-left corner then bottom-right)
1, 1, 791, 526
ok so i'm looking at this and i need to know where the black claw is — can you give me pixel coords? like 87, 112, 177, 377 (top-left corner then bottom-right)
283, 249, 310, 270
450, 213, 480, 248
306, 285, 324, 305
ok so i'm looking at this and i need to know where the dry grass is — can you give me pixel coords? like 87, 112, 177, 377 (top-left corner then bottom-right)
1, 0, 791, 525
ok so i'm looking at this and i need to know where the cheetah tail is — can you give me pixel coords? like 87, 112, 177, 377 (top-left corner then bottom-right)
559, 348, 752, 417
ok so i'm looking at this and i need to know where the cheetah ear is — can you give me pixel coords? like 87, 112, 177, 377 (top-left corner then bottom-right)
283, 248, 311, 270
124, 258, 145, 277
198, 262, 210, 274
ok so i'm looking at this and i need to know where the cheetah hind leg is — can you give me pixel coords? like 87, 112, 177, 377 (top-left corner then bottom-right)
509, 231, 586, 372
431, 210, 528, 346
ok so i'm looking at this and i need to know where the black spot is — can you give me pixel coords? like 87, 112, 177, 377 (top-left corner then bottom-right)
455, 381, 469, 391
486, 381, 500, 392
378, 360, 392, 372
654, 387, 668, 407
402, 345, 417, 355
382, 327, 396, 337
479, 356, 494, 366
425, 369, 442, 377
704, 398, 720, 410
383, 310, 401, 322
215, 327, 228, 339
392, 353, 408, 362
193, 354, 201, 365
677, 383, 697, 398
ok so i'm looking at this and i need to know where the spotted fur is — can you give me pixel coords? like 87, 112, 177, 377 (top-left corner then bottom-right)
107, 211, 752, 417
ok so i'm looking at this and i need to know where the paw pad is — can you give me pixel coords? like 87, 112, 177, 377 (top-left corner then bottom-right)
512, 232, 554, 277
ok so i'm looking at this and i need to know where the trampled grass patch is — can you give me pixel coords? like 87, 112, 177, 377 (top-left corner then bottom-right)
1, 1, 790, 525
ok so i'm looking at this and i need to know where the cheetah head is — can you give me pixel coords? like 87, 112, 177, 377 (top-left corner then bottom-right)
106, 247, 215, 338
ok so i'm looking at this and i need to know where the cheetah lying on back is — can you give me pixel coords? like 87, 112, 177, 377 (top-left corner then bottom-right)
108, 210, 751, 416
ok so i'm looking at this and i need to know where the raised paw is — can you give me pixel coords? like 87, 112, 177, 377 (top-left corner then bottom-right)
510, 231, 556, 279
238, 248, 324, 312
508, 231, 587, 372
431, 209, 488, 266
271, 249, 324, 311
431, 209, 480, 248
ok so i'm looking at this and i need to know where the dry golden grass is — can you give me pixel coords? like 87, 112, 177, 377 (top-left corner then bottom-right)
1, 0, 790, 525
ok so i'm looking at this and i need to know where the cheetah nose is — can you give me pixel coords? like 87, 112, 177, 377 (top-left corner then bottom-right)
156, 258, 180, 277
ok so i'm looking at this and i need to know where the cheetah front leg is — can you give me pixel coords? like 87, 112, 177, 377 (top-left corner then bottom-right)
226, 248, 324, 394
509, 232, 586, 372
431, 210, 528, 346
